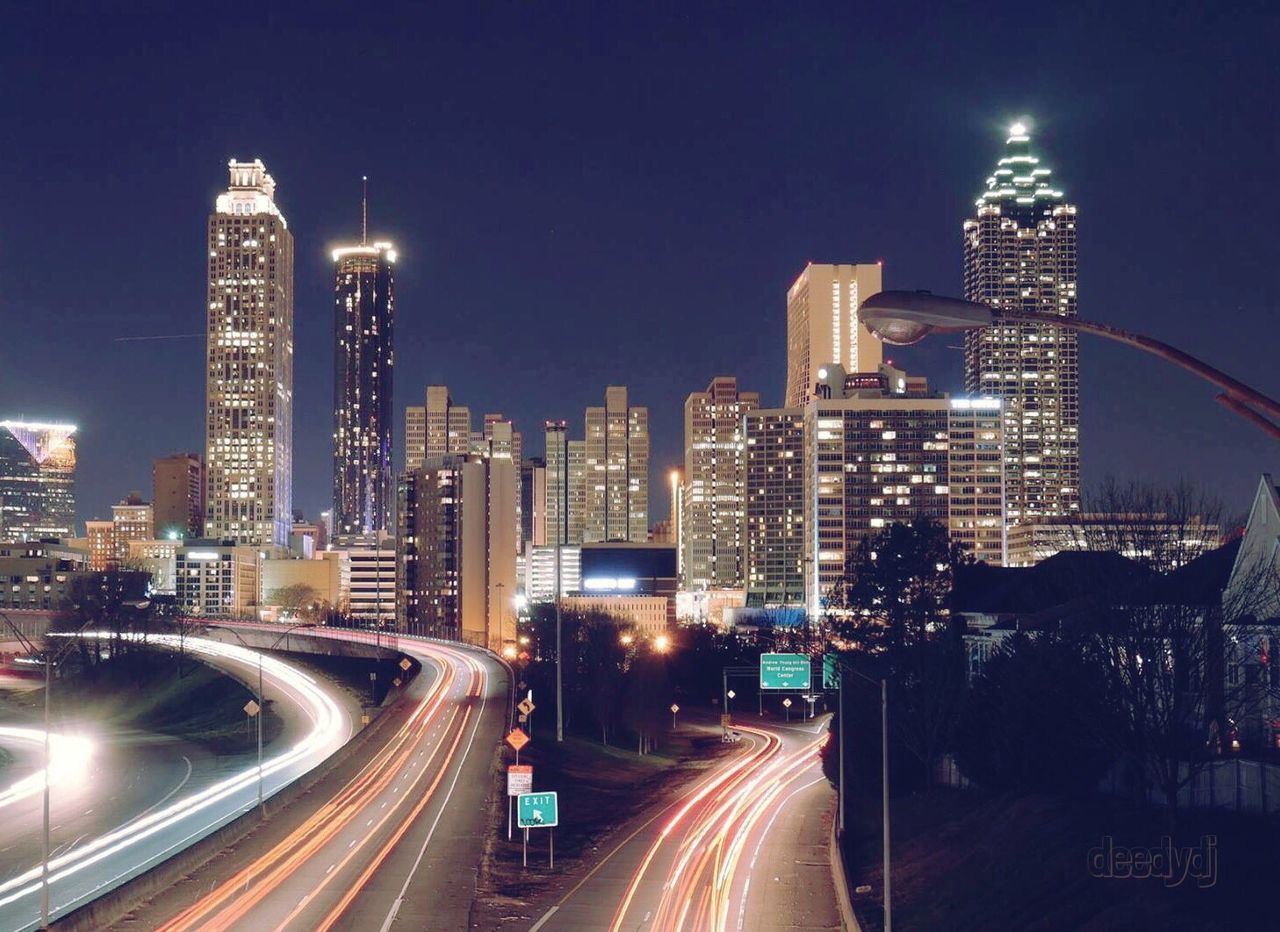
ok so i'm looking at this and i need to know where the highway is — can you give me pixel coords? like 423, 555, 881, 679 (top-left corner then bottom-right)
117, 629, 508, 932
536, 716, 840, 932
0, 634, 356, 932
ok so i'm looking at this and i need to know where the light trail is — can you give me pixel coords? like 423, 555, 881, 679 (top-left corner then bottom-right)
0, 727, 94, 811
154, 635, 488, 932
0, 634, 351, 929
609, 723, 829, 932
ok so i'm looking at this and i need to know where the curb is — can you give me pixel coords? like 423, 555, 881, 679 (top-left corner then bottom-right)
829, 824, 863, 932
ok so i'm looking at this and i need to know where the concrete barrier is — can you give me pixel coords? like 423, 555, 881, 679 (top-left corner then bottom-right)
829, 823, 863, 932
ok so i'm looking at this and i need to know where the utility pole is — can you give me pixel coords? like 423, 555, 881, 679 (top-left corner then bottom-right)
555, 543, 563, 742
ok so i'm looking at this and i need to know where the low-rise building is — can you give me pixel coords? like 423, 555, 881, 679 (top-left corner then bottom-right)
175, 539, 260, 618
0, 541, 90, 611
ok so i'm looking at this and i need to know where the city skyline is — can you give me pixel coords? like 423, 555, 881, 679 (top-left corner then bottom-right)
3, 5, 1276, 530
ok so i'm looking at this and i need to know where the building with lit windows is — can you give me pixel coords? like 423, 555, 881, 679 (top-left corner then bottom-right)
803, 364, 1005, 612
405, 386, 471, 471
682, 377, 759, 589
785, 263, 883, 407
204, 159, 294, 547
332, 222, 395, 537
0, 420, 76, 544
111, 493, 153, 564
85, 520, 115, 571
744, 408, 806, 607
127, 539, 180, 595
544, 421, 586, 547
175, 539, 260, 618
522, 457, 547, 547
153, 453, 203, 540
584, 387, 648, 543
0, 541, 90, 611
964, 122, 1079, 526
397, 454, 517, 651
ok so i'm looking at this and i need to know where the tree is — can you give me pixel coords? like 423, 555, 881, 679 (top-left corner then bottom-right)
53, 570, 153, 666
834, 518, 964, 651
267, 583, 327, 621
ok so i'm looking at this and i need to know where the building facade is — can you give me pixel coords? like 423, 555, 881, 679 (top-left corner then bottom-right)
744, 408, 806, 607
785, 263, 883, 407
584, 386, 649, 543
111, 493, 153, 564
0, 541, 90, 611
204, 159, 294, 547
0, 420, 76, 544
682, 377, 759, 589
397, 454, 517, 651
963, 122, 1079, 526
545, 421, 586, 546
175, 539, 260, 618
85, 519, 115, 572
405, 386, 472, 471
332, 237, 395, 536
521, 457, 547, 547
153, 453, 204, 540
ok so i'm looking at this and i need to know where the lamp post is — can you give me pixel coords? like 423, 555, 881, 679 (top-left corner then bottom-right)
859, 290, 1280, 440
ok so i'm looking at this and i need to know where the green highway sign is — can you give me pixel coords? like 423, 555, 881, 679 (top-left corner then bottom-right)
823, 653, 840, 690
517, 791, 558, 828
760, 653, 811, 690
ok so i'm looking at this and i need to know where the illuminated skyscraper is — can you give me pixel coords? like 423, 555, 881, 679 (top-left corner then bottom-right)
785, 263, 883, 407
544, 420, 586, 546
405, 385, 471, 471
332, 187, 395, 537
584, 386, 648, 543
964, 122, 1079, 525
0, 420, 76, 544
682, 377, 759, 589
204, 159, 294, 547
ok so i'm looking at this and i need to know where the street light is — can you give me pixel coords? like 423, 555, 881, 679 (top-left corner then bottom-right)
653, 633, 671, 653
859, 290, 1280, 440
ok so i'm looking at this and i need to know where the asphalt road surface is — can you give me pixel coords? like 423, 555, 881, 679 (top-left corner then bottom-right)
0, 634, 357, 932
117, 629, 509, 932
535, 715, 841, 932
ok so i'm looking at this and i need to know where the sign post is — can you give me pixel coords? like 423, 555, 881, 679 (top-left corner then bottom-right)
783, 696, 792, 723
670, 703, 680, 730
507, 765, 533, 839
517, 791, 559, 869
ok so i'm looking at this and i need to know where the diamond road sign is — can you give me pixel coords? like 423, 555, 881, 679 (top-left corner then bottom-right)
518, 698, 536, 716
243, 699, 260, 717
399, 658, 411, 671
517, 791, 558, 828
505, 728, 530, 752
760, 653, 811, 690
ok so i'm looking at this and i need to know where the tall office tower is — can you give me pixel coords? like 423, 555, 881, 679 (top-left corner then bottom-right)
397, 454, 517, 651
111, 493, 153, 564
785, 263, 883, 407
584, 386, 649, 543
544, 421, 586, 547
0, 420, 76, 544
332, 193, 396, 537
568, 440, 586, 544
802, 364, 1006, 611
153, 453, 204, 539
204, 159, 294, 547
947, 399, 1008, 565
480, 414, 523, 553
743, 409, 805, 607
682, 377, 759, 589
521, 457, 547, 546
405, 385, 472, 470
963, 121, 1079, 525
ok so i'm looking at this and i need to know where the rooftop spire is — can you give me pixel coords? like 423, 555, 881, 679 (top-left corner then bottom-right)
974, 118, 1065, 210
361, 175, 368, 245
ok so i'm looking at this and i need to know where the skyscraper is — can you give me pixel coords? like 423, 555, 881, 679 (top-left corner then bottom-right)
332, 188, 395, 537
0, 420, 76, 544
785, 263, 883, 407
544, 420, 586, 546
153, 453, 204, 540
584, 386, 649, 543
682, 376, 759, 589
743, 408, 805, 607
964, 121, 1079, 526
204, 159, 294, 547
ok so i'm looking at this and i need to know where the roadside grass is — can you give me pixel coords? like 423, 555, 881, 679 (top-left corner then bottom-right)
844, 787, 1279, 931
476, 722, 730, 915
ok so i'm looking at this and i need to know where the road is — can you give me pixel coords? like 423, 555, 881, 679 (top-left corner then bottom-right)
119, 629, 508, 932
535, 715, 840, 932
0, 634, 356, 932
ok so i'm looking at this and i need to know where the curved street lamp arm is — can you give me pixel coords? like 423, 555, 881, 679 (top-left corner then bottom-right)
993, 310, 1280, 437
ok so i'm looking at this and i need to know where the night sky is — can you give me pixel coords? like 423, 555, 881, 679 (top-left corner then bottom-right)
2, 2, 1277, 530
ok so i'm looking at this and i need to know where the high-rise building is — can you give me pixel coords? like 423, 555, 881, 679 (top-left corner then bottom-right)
521, 457, 547, 546
947, 399, 1008, 565
153, 453, 203, 540
802, 364, 1005, 611
963, 121, 1079, 526
332, 196, 395, 537
0, 420, 76, 544
86, 519, 115, 572
682, 377, 759, 589
405, 385, 472, 471
397, 454, 517, 652
584, 386, 648, 543
743, 409, 806, 607
545, 421, 587, 547
785, 263, 883, 407
111, 493, 153, 564
204, 159, 294, 547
